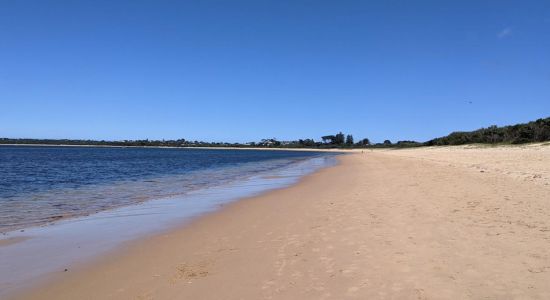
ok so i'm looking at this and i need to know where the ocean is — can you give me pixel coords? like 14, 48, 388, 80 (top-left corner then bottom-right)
0, 145, 335, 233
0, 145, 337, 295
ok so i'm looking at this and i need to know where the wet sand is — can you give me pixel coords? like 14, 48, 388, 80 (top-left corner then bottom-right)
13, 144, 550, 299
0, 237, 30, 247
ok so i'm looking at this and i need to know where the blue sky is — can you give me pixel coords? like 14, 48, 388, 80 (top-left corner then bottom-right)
1, 0, 549, 143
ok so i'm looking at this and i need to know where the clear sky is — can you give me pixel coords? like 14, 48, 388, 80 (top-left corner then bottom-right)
1, 1, 549, 143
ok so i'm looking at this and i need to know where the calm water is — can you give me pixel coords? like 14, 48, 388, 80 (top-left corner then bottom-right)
0, 146, 331, 232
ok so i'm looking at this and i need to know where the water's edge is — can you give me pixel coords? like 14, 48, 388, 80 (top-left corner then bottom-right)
0, 154, 339, 298
1, 146, 336, 233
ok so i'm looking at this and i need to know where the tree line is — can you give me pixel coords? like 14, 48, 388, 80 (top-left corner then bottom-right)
425, 117, 550, 146
1, 117, 548, 149
0, 133, 370, 149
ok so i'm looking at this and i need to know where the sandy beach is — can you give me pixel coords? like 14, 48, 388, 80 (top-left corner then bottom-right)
12, 144, 550, 299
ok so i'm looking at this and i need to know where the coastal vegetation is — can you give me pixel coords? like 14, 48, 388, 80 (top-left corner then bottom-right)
425, 117, 550, 146
1, 117, 549, 149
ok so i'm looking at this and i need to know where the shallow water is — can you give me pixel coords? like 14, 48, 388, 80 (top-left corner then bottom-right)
0, 146, 337, 296
0, 146, 330, 232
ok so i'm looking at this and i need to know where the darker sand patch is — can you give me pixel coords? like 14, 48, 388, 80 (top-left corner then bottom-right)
0, 236, 31, 247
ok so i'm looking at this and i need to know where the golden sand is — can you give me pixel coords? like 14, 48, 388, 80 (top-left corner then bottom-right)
14, 144, 550, 299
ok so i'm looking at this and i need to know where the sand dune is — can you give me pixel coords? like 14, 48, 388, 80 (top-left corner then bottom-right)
14, 144, 550, 299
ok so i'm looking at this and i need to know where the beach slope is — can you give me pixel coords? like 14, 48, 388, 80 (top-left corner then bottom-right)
15, 144, 550, 299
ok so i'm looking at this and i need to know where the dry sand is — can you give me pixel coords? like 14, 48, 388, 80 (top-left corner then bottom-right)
13, 144, 550, 299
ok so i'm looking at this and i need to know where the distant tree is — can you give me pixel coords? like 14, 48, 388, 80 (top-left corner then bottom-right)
396, 140, 422, 148
345, 134, 354, 145
425, 117, 550, 146
321, 135, 336, 144
300, 139, 316, 147
383, 140, 392, 146
335, 132, 345, 145
357, 138, 370, 146
513, 126, 535, 144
